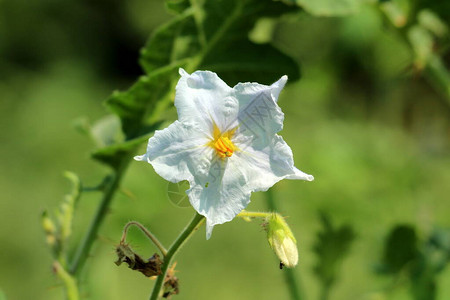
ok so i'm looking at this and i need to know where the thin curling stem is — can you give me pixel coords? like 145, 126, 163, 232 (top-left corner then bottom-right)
121, 221, 167, 257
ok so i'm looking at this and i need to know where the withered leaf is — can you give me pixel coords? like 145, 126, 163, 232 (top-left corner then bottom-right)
115, 243, 163, 277
162, 263, 179, 299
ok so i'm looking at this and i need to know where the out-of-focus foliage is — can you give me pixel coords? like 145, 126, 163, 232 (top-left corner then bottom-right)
140, 0, 300, 84
313, 213, 355, 298
378, 225, 450, 300
381, 225, 419, 274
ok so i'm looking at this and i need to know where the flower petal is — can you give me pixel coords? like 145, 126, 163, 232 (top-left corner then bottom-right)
233, 77, 287, 149
186, 157, 251, 239
134, 120, 211, 183
270, 75, 288, 102
175, 69, 236, 136
233, 134, 313, 193
186, 134, 312, 239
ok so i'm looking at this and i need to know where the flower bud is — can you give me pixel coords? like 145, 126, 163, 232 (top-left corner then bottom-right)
41, 211, 57, 246
265, 213, 298, 268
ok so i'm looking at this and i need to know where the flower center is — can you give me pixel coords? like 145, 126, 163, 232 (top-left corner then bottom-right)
214, 136, 235, 158
208, 122, 238, 158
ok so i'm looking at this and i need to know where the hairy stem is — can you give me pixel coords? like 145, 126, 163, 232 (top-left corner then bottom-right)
149, 213, 205, 300
266, 188, 304, 300
121, 221, 168, 256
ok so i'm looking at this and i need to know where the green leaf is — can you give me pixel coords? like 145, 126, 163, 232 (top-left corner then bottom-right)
0, 289, 6, 300
381, 225, 419, 274
142, 0, 300, 85
140, 12, 200, 74
313, 212, 356, 288
202, 41, 300, 86
289, 0, 362, 17
197, 0, 300, 85
91, 133, 152, 170
105, 67, 179, 138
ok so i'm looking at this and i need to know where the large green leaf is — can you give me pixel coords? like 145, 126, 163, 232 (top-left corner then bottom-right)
105, 67, 179, 139
202, 40, 300, 86
140, 12, 200, 74
198, 0, 300, 84
140, 0, 300, 85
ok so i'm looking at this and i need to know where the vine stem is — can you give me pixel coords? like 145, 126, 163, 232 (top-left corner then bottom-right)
69, 159, 130, 275
266, 188, 304, 300
121, 221, 168, 256
149, 212, 205, 300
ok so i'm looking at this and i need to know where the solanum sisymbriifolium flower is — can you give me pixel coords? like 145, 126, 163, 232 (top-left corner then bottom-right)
135, 69, 313, 239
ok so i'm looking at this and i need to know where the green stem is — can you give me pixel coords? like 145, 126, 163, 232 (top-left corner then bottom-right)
319, 283, 331, 300
69, 159, 130, 275
54, 261, 79, 300
149, 213, 205, 300
237, 211, 270, 219
266, 188, 304, 300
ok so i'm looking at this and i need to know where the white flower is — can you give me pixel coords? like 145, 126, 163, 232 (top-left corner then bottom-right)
135, 69, 313, 239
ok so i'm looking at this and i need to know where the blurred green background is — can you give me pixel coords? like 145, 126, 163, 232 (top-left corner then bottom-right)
1, 0, 449, 299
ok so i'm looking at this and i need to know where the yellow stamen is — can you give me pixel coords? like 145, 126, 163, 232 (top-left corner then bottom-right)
214, 137, 234, 158
208, 122, 238, 158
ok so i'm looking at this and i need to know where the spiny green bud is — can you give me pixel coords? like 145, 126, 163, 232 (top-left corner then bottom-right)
265, 213, 298, 268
